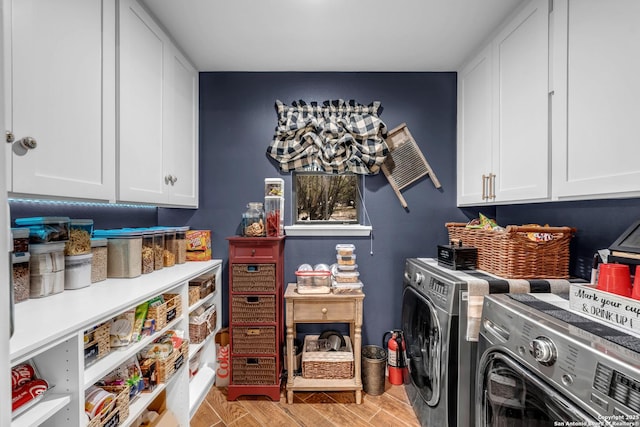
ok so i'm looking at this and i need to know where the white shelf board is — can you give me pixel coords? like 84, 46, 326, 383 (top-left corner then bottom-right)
11, 393, 71, 427
120, 383, 166, 427
188, 291, 216, 313
189, 365, 216, 419
188, 330, 214, 357
10, 260, 221, 363
84, 316, 182, 388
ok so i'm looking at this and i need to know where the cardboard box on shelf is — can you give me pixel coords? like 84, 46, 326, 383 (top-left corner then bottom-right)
186, 230, 211, 261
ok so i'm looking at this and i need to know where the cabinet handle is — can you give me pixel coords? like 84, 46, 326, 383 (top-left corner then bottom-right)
489, 173, 496, 200
481, 175, 487, 200
6, 131, 14, 143
321, 308, 328, 314
251, 249, 255, 256
9, 135, 37, 156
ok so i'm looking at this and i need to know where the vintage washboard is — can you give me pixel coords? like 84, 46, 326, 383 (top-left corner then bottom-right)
381, 123, 441, 208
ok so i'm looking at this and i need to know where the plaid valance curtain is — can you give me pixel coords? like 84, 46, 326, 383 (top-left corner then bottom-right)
267, 99, 389, 175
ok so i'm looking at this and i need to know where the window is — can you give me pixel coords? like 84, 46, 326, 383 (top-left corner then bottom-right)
293, 172, 359, 224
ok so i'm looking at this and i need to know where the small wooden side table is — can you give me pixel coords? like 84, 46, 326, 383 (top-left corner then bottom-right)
284, 283, 365, 404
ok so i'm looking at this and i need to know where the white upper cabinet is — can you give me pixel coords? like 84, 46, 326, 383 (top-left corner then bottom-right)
457, 0, 549, 206
552, 0, 640, 201
118, 0, 199, 207
6, 0, 116, 201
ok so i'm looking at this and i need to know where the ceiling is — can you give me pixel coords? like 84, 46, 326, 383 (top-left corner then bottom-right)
140, 0, 527, 72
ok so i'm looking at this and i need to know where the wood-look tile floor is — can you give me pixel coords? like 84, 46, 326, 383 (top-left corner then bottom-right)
191, 380, 421, 427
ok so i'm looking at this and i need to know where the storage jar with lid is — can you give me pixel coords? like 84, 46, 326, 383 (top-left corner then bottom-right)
265, 178, 284, 197
64, 253, 93, 290
174, 226, 189, 264
66, 219, 93, 256
242, 202, 265, 237
14, 216, 70, 243
265, 196, 284, 237
161, 227, 176, 267
11, 228, 29, 253
12, 253, 30, 303
90, 238, 108, 283
150, 228, 165, 270
93, 229, 142, 278
140, 230, 154, 274
29, 242, 66, 297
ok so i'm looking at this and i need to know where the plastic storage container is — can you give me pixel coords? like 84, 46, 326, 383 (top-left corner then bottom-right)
93, 230, 142, 278
173, 226, 189, 264
151, 228, 165, 270
162, 228, 176, 267
335, 244, 355, 256
140, 230, 154, 274
332, 281, 364, 294
90, 238, 108, 283
295, 270, 332, 293
29, 242, 66, 297
265, 178, 284, 197
15, 216, 70, 243
265, 196, 284, 237
66, 219, 93, 256
65, 253, 93, 290
11, 228, 30, 253
12, 253, 30, 303
334, 270, 360, 283
337, 253, 357, 265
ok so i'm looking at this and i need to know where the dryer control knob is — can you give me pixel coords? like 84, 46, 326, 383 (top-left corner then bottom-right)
529, 337, 557, 366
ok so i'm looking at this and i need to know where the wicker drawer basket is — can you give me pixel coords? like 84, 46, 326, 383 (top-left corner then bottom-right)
189, 305, 217, 344
156, 340, 189, 383
84, 321, 110, 367
147, 293, 182, 330
87, 384, 130, 427
232, 357, 277, 385
445, 222, 575, 279
231, 326, 276, 354
231, 295, 276, 323
232, 263, 276, 292
302, 335, 353, 379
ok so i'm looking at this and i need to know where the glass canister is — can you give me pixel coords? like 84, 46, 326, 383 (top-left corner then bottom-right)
174, 226, 189, 264
162, 228, 176, 267
265, 196, 284, 237
243, 202, 265, 237
141, 230, 154, 274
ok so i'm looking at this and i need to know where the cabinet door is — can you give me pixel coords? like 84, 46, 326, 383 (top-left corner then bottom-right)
492, 0, 549, 202
118, 0, 167, 204
457, 44, 493, 206
8, 0, 115, 200
552, 0, 640, 200
164, 46, 199, 207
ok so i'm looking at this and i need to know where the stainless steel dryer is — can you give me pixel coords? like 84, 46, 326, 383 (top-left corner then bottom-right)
402, 258, 477, 427
477, 293, 640, 426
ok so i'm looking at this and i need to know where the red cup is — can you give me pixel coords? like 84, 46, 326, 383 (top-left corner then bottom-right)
632, 266, 640, 300
597, 263, 632, 297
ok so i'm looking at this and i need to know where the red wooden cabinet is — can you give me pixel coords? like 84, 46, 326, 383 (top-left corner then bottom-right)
226, 236, 285, 401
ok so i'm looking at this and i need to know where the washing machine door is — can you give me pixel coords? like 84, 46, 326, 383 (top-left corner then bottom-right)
402, 286, 443, 406
476, 351, 597, 426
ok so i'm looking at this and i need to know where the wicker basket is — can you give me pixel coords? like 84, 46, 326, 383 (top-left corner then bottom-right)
231, 295, 276, 323
147, 294, 182, 330
189, 273, 215, 299
232, 264, 276, 292
156, 340, 189, 383
302, 335, 353, 379
445, 222, 575, 279
231, 326, 276, 354
84, 322, 110, 367
189, 305, 217, 344
87, 384, 130, 427
188, 286, 200, 306
232, 357, 277, 385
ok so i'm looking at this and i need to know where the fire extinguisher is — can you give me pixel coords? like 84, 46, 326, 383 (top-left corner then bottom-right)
382, 329, 407, 385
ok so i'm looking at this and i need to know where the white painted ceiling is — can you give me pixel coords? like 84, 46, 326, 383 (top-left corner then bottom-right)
140, 0, 527, 72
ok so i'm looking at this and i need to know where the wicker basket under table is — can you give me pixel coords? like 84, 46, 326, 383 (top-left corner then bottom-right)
87, 384, 130, 427
302, 334, 354, 379
445, 222, 575, 279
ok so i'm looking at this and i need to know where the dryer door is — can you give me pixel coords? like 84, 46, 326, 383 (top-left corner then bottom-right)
476, 351, 597, 426
402, 286, 443, 406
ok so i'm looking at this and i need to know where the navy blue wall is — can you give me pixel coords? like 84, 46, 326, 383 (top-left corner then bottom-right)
159, 72, 465, 346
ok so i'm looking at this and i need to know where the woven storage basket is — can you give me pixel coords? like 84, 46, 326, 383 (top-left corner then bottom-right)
445, 222, 575, 279
231, 295, 276, 323
147, 293, 182, 330
231, 326, 276, 354
189, 273, 215, 299
156, 340, 189, 383
188, 286, 200, 306
84, 321, 110, 367
87, 384, 130, 427
232, 357, 277, 385
232, 264, 276, 292
302, 335, 353, 379
189, 305, 217, 344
